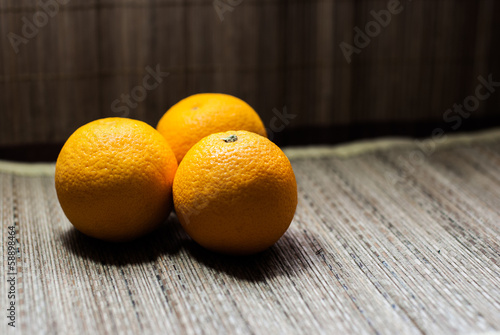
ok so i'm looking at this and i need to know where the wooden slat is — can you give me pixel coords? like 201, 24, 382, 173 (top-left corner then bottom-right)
0, 0, 499, 146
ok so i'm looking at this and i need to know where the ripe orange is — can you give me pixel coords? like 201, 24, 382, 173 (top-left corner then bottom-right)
156, 93, 267, 163
55, 118, 178, 242
173, 130, 297, 255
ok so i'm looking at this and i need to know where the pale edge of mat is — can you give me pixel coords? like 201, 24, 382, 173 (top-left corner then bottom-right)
284, 127, 500, 160
1, 127, 500, 176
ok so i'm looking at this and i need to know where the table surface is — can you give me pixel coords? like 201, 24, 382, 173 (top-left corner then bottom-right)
1, 129, 500, 335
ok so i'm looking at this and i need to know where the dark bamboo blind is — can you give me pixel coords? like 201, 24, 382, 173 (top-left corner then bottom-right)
0, 0, 499, 147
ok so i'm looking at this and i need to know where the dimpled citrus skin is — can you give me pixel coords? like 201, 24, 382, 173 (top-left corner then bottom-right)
173, 130, 297, 255
156, 93, 267, 163
55, 118, 178, 242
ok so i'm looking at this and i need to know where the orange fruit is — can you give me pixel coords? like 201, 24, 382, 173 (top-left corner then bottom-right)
173, 130, 297, 255
156, 93, 267, 163
55, 117, 178, 242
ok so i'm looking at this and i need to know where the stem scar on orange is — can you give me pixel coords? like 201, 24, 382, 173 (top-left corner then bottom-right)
55, 117, 178, 242
156, 93, 267, 163
173, 130, 297, 255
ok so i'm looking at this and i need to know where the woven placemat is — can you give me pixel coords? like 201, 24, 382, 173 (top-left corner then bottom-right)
1, 129, 500, 334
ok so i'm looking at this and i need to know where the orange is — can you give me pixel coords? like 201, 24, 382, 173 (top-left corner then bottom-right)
156, 93, 267, 163
55, 117, 178, 242
173, 130, 297, 255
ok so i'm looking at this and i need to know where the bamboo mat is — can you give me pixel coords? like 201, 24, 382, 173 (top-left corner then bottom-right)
1, 130, 500, 335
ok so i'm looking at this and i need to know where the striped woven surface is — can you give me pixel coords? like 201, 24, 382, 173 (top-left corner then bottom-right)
1, 130, 500, 335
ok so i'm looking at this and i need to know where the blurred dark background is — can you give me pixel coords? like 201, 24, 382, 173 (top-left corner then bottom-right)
1, 0, 499, 161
